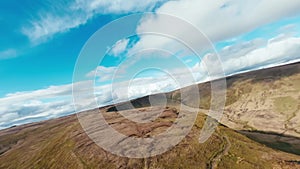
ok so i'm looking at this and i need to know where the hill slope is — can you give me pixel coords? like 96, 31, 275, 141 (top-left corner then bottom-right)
0, 62, 300, 169
0, 110, 300, 169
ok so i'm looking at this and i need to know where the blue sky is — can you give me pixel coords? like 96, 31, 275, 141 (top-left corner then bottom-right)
1, 0, 300, 129
0, 1, 126, 96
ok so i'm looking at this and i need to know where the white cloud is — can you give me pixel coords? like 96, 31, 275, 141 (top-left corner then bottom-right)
86, 66, 119, 82
221, 36, 300, 74
74, 0, 166, 14
0, 81, 95, 129
125, 0, 300, 55
0, 75, 182, 129
0, 49, 17, 60
22, 0, 167, 43
110, 76, 180, 102
22, 13, 90, 44
110, 39, 129, 56
156, 33, 300, 84
116, 0, 300, 82
2, 84, 72, 103
157, 0, 300, 41
190, 35, 300, 80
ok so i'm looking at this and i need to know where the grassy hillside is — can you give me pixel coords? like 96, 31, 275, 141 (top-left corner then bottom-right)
0, 109, 299, 169
161, 62, 300, 155
0, 62, 300, 169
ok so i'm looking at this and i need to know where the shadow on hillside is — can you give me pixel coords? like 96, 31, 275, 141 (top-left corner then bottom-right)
106, 95, 181, 112
226, 62, 300, 87
238, 130, 300, 155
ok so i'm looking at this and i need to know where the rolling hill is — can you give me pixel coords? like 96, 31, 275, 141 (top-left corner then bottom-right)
0, 62, 299, 169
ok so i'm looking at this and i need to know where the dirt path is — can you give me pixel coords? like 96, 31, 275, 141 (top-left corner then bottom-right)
208, 133, 231, 169
180, 104, 232, 169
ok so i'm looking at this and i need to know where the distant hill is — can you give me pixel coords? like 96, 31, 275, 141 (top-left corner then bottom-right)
0, 62, 299, 169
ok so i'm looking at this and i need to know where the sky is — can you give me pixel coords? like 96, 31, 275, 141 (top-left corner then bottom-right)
1, 0, 300, 129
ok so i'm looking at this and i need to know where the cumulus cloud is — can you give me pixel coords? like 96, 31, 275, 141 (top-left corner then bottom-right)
86, 66, 119, 82
0, 75, 183, 129
158, 0, 300, 39
110, 39, 130, 56
125, 0, 300, 54
21, 0, 168, 43
117, 0, 300, 82
0, 81, 97, 129
0, 83, 73, 129
109, 76, 180, 102
221, 36, 300, 73
2, 84, 72, 103
189, 35, 300, 81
